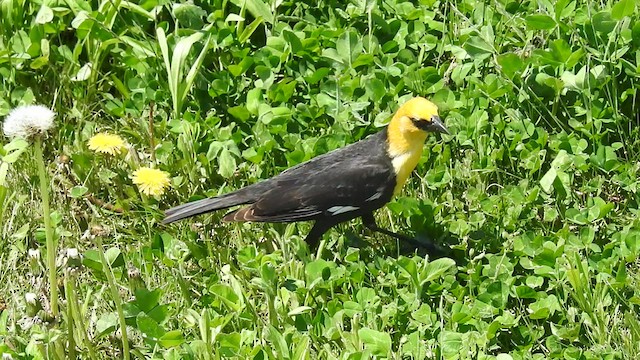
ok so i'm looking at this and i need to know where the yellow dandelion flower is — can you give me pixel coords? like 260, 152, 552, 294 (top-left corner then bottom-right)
88, 133, 125, 155
132, 167, 170, 196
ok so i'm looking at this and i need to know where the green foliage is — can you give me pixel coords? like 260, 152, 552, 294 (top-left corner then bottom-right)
1, 0, 640, 358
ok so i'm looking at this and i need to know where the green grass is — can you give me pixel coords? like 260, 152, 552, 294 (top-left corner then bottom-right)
2, 0, 640, 358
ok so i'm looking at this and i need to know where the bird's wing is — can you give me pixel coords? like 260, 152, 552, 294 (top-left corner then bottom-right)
227, 158, 395, 223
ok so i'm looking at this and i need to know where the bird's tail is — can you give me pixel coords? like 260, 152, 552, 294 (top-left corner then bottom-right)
162, 192, 250, 224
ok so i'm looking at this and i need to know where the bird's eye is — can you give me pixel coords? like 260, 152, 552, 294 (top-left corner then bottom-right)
410, 117, 427, 124
410, 117, 431, 125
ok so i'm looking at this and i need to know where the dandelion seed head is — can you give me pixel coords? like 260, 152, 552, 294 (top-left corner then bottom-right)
28, 248, 40, 260
66, 248, 79, 259
3, 105, 55, 139
25, 293, 37, 305
131, 167, 171, 197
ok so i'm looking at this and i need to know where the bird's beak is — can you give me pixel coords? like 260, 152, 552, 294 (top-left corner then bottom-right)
429, 115, 449, 135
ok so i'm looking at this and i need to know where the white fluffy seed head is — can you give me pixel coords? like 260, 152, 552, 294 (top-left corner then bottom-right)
25, 292, 37, 305
3, 105, 55, 139
28, 248, 40, 260
66, 248, 79, 259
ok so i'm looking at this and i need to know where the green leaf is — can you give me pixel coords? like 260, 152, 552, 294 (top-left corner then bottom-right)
422, 258, 456, 283
172, 3, 205, 29
612, 0, 635, 20
305, 259, 332, 283
157, 28, 211, 119
35, 5, 54, 24
228, 56, 254, 77
440, 331, 463, 358
266, 325, 290, 359
105, 247, 124, 268
3, 137, 29, 153
525, 14, 556, 30
182, 35, 212, 112
336, 30, 361, 65
365, 78, 385, 102
82, 250, 103, 272
464, 36, 493, 57
95, 312, 118, 338
147, 304, 171, 324
358, 328, 391, 356
210, 284, 243, 312
229, 0, 273, 23
30, 56, 49, 69
590, 145, 619, 172
292, 335, 310, 360
283, 30, 303, 54
1, 138, 29, 163
69, 185, 88, 198
260, 262, 276, 284
134, 288, 161, 313
219, 332, 242, 356
554, 0, 573, 20
225, 13, 244, 22
136, 312, 165, 342
10, 30, 31, 54
549, 39, 571, 63
632, 22, 640, 47
412, 304, 434, 325
217, 147, 237, 178
540, 167, 556, 193
356, 287, 378, 306
593, 12, 616, 33
246, 88, 262, 114
497, 53, 524, 78
158, 330, 185, 348
321, 48, 343, 65
591, 197, 614, 220
529, 295, 560, 319
269, 79, 297, 103
71, 63, 92, 81
228, 106, 251, 121
565, 208, 588, 225
0, 163, 8, 186
398, 256, 420, 291
287, 306, 312, 316
239, 17, 264, 43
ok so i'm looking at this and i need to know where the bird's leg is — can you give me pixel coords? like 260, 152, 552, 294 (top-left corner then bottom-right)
361, 213, 418, 243
361, 213, 447, 255
304, 220, 334, 249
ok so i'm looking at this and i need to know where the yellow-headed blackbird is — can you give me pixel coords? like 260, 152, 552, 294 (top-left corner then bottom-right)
164, 97, 448, 248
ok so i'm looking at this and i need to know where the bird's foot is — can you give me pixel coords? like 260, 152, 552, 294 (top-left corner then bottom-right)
398, 234, 450, 259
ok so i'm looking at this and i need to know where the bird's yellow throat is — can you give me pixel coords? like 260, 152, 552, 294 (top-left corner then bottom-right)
387, 115, 429, 194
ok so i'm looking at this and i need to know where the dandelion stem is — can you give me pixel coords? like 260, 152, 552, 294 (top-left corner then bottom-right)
65, 267, 99, 360
149, 102, 156, 164
34, 136, 58, 317
95, 236, 130, 360
64, 269, 77, 359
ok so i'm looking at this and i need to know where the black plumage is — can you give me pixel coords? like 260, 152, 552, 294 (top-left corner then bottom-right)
163, 96, 449, 249
163, 130, 396, 247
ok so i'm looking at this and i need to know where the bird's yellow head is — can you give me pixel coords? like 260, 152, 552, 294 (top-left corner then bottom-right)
387, 96, 449, 194
387, 96, 448, 156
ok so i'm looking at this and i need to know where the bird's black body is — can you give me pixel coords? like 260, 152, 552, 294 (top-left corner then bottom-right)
164, 96, 450, 249
164, 130, 397, 246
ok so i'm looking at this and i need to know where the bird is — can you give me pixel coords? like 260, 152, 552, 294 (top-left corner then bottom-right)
163, 96, 449, 249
